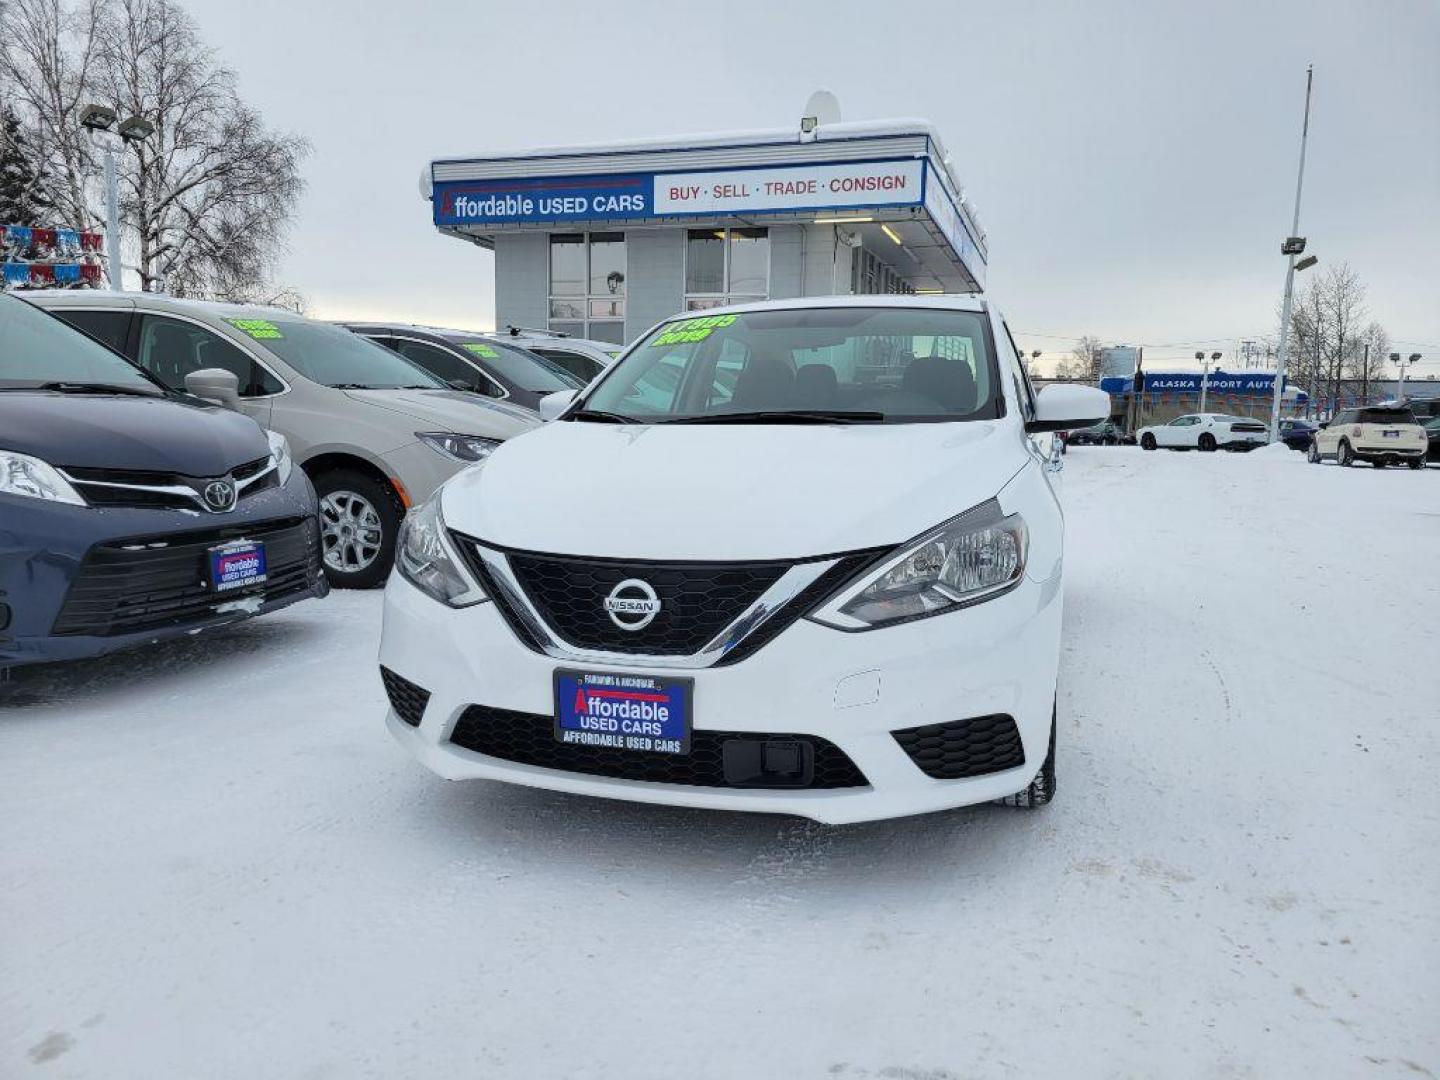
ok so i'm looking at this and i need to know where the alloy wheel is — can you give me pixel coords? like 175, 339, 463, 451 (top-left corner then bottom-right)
320, 490, 384, 573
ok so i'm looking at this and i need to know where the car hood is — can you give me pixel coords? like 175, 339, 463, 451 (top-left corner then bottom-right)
442, 419, 1027, 560
0, 390, 269, 474
343, 388, 538, 438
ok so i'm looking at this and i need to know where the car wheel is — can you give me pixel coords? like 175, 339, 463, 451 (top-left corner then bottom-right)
314, 470, 402, 588
1407, 458, 1423, 470
1338, 440, 1354, 467
997, 703, 1056, 808
1141, 433, 1157, 450
1307, 440, 1320, 464
1198, 432, 1217, 452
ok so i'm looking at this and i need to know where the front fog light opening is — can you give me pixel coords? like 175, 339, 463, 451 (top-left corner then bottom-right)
808, 500, 1027, 631
395, 493, 487, 607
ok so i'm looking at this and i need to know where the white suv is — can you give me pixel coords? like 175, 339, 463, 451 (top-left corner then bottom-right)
1309, 406, 1428, 468
378, 296, 1108, 824
31, 291, 538, 586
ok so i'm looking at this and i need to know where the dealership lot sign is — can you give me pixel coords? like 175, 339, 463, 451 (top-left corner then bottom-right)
434, 159, 925, 227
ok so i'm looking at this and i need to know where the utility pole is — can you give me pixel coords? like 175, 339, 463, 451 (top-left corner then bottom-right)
1360, 343, 1370, 406
1196, 350, 1212, 412
1268, 65, 1315, 444
102, 142, 121, 290
1393, 352, 1421, 402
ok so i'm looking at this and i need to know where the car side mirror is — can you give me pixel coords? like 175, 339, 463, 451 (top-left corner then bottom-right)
1026, 384, 1110, 434
184, 368, 241, 410
538, 390, 577, 422
1318, 422, 1328, 429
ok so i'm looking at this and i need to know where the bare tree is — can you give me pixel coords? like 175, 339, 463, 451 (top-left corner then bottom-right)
1051, 356, 1079, 380
0, 0, 107, 232
0, 0, 309, 300
1070, 335, 1103, 382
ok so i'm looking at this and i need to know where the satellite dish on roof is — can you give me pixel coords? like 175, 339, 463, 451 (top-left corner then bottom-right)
803, 90, 842, 128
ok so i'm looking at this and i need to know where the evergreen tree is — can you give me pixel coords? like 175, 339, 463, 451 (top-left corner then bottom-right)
0, 108, 53, 227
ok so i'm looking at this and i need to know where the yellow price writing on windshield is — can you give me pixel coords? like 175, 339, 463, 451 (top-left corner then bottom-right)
648, 313, 737, 347
227, 318, 283, 340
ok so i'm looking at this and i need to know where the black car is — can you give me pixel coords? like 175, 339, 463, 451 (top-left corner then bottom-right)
1423, 414, 1440, 464
341, 323, 583, 412
1278, 417, 1319, 451
1067, 419, 1124, 445
0, 293, 326, 670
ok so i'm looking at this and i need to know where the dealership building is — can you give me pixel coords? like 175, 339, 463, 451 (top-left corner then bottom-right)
422, 107, 988, 345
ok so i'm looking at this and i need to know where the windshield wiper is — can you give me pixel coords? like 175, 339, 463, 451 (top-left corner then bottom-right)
663, 409, 886, 425
34, 381, 161, 397
570, 408, 637, 423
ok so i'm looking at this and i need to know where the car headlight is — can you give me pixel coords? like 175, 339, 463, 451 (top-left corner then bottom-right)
416, 432, 501, 463
809, 499, 1027, 630
394, 491, 487, 607
0, 450, 85, 506
266, 430, 293, 484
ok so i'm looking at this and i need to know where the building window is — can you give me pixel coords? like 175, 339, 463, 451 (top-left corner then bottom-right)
549, 232, 626, 343
851, 248, 914, 296
684, 227, 768, 311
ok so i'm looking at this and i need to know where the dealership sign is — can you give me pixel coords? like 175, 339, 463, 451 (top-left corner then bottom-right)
433, 159, 925, 227
1100, 372, 1290, 395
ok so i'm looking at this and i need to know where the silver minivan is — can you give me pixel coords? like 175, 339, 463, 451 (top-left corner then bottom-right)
29, 291, 538, 587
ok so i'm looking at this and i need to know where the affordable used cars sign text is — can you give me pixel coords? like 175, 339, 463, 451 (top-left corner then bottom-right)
433, 159, 926, 226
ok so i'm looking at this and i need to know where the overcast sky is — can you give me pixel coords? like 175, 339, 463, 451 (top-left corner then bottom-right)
184, 0, 1439, 374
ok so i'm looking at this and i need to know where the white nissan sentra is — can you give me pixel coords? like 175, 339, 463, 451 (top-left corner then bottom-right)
378, 296, 1108, 824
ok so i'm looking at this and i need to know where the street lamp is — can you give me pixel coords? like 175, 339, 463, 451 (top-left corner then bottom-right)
1392, 352, 1422, 402
1268, 65, 1316, 446
78, 103, 154, 291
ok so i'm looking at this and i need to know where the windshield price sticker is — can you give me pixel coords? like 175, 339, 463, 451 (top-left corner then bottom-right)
228, 318, 283, 340
649, 314, 737, 347
462, 343, 500, 359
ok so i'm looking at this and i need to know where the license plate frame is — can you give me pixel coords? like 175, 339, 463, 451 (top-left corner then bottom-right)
208, 540, 267, 593
553, 669, 693, 757
1382, 429, 1400, 439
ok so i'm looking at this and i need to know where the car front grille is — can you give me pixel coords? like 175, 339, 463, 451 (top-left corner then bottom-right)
62, 456, 277, 511
470, 545, 887, 664
503, 551, 790, 655
891, 714, 1026, 779
51, 516, 320, 637
450, 704, 869, 789
380, 667, 430, 728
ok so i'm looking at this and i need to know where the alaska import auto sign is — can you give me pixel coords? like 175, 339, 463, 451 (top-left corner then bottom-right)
433, 159, 925, 227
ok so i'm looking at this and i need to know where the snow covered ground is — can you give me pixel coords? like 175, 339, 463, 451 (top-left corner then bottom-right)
3, 448, 1437, 1079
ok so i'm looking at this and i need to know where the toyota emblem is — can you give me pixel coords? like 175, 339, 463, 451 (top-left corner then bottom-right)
603, 578, 661, 631
203, 479, 237, 512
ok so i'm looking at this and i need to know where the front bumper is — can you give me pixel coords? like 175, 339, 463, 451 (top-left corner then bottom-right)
378, 566, 1063, 825
0, 469, 327, 670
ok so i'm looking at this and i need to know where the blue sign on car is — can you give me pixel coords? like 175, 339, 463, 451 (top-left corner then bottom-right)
554, 670, 692, 756
210, 541, 267, 592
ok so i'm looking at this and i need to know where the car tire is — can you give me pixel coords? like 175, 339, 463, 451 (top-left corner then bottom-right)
996, 703, 1056, 808
1141, 433, 1157, 451
1338, 440, 1354, 467
1407, 458, 1423, 470
314, 469, 403, 589
1307, 440, 1320, 464
1198, 432, 1217, 452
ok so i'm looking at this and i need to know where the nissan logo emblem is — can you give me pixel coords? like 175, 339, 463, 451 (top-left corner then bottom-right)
203, 479, 237, 512
603, 578, 661, 631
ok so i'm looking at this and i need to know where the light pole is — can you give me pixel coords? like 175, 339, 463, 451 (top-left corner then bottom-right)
1196, 351, 1208, 411
1268, 65, 1316, 445
78, 104, 155, 291
1392, 352, 1422, 402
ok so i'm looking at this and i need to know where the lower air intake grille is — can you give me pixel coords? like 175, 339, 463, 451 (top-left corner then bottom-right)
450, 705, 868, 789
380, 667, 430, 728
51, 517, 319, 637
891, 714, 1026, 779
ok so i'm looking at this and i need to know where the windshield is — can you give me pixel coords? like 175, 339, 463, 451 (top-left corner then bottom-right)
452, 337, 582, 392
245, 318, 444, 389
581, 306, 1000, 423
0, 294, 160, 392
